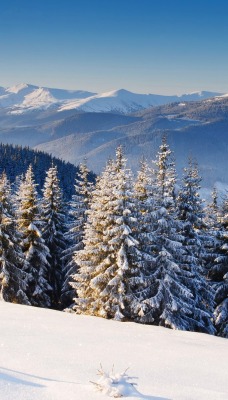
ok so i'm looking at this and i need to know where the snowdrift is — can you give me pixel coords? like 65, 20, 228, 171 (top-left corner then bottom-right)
0, 301, 227, 400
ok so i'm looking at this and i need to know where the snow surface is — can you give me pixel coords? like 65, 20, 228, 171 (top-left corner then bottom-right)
0, 301, 227, 400
11, 88, 57, 114
6, 83, 31, 94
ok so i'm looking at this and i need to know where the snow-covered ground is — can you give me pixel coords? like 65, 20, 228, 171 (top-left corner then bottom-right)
0, 302, 227, 400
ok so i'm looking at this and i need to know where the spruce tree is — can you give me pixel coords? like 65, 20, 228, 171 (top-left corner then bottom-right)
176, 159, 215, 333
203, 187, 220, 270
133, 159, 154, 261
0, 173, 30, 304
135, 138, 181, 326
42, 164, 66, 309
208, 194, 228, 337
177, 159, 208, 267
206, 187, 219, 229
17, 165, 51, 307
133, 159, 158, 319
72, 147, 144, 320
61, 161, 92, 309
137, 140, 215, 333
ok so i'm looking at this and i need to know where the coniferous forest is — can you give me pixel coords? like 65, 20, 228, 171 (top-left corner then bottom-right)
0, 140, 227, 338
0, 143, 95, 199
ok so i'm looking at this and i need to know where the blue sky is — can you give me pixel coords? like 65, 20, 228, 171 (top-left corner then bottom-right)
1, 0, 228, 94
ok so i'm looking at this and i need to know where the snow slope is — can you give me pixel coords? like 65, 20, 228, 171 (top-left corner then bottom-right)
10, 88, 57, 114
0, 301, 227, 400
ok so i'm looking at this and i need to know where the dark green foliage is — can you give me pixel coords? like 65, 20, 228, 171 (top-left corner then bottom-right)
0, 173, 30, 304
61, 161, 93, 309
42, 164, 67, 309
17, 165, 52, 308
0, 143, 95, 200
208, 195, 228, 337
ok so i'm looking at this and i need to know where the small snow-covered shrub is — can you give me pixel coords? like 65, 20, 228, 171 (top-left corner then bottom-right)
91, 364, 137, 398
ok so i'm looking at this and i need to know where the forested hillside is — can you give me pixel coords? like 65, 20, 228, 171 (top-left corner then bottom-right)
0, 143, 95, 199
0, 140, 227, 338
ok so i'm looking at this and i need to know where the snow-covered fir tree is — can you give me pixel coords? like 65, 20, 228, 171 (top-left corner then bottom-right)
42, 164, 66, 309
17, 165, 52, 308
0, 173, 30, 304
135, 138, 180, 326
12, 173, 25, 209
176, 159, 215, 332
61, 161, 93, 309
72, 147, 145, 320
208, 194, 228, 337
155, 136, 177, 201
133, 159, 154, 256
134, 159, 153, 204
206, 187, 219, 229
132, 159, 158, 317
136, 139, 215, 333
203, 187, 221, 301
177, 159, 204, 229
177, 159, 208, 267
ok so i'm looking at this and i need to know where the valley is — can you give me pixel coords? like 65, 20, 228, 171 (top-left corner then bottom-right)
0, 84, 228, 192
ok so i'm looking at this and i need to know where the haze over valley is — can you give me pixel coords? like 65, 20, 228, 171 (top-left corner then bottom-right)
0, 83, 228, 193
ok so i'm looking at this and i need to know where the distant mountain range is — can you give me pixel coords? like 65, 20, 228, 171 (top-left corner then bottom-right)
0, 83, 223, 114
34, 96, 228, 190
0, 83, 95, 113
0, 83, 228, 195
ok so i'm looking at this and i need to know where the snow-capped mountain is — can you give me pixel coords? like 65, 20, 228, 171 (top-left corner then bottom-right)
58, 89, 224, 113
0, 83, 96, 113
0, 83, 228, 192
0, 83, 224, 114
13, 87, 57, 112
57, 88, 170, 113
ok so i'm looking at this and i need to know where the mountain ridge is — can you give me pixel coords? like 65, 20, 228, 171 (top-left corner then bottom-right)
0, 83, 224, 114
33, 96, 228, 193
0, 85, 228, 193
